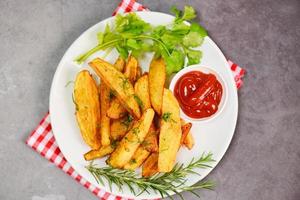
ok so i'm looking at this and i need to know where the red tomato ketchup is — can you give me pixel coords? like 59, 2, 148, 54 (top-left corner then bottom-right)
174, 71, 223, 119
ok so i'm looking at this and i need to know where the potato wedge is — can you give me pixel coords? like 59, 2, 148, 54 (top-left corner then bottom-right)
110, 115, 134, 140
114, 56, 125, 72
89, 58, 141, 118
74, 70, 101, 149
84, 144, 116, 161
123, 146, 150, 170
142, 124, 158, 153
149, 57, 166, 115
184, 131, 195, 150
124, 55, 138, 83
158, 89, 182, 172
134, 74, 151, 112
180, 122, 192, 144
142, 153, 158, 177
136, 66, 142, 79
108, 108, 155, 168
180, 119, 195, 149
107, 98, 127, 119
99, 83, 111, 146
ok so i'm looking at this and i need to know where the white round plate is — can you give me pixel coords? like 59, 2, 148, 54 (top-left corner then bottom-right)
50, 11, 238, 199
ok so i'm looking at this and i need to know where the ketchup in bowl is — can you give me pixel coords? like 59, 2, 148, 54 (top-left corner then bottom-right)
174, 71, 223, 119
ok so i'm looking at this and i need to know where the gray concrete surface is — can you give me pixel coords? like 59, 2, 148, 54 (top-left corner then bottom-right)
0, 0, 299, 199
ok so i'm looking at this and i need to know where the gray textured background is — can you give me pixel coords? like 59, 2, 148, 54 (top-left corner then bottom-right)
0, 0, 299, 199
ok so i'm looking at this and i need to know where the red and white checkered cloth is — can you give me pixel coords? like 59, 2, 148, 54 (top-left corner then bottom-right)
26, 0, 245, 199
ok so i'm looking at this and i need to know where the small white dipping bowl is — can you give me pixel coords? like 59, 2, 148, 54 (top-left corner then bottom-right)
169, 65, 228, 122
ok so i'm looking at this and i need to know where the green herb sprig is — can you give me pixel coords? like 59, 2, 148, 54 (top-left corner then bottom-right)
75, 6, 207, 75
86, 152, 215, 199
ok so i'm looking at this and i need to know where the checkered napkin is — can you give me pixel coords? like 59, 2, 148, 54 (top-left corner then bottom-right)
26, 0, 245, 199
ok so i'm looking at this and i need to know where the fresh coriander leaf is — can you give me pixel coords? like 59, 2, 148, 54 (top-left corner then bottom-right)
182, 6, 197, 21
152, 25, 167, 38
161, 32, 183, 49
186, 48, 202, 65
183, 31, 204, 47
171, 22, 190, 35
115, 13, 151, 37
126, 39, 141, 50
170, 5, 181, 19
165, 49, 185, 75
190, 22, 208, 37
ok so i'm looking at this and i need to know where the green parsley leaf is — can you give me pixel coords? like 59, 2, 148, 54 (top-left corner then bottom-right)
170, 5, 181, 19
165, 49, 185, 75
190, 22, 208, 37
182, 6, 197, 21
186, 48, 202, 65
183, 31, 204, 47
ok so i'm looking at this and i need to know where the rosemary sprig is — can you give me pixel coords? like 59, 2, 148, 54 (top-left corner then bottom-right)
86, 152, 215, 199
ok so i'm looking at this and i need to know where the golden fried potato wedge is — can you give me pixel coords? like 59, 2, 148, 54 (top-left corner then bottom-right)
149, 57, 166, 115
142, 153, 158, 177
134, 74, 151, 112
123, 146, 150, 170
136, 66, 142, 79
114, 56, 125, 72
180, 119, 195, 149
124, 55, 138, 83
84, 144, 116, 161
180, 122, 192, 144
142, 124, 158, 153
99, 83, 111, 146
158, 89, 182, 172
89, 58, 141, 118
108, 108, 155, 168
74, 70, 101, 150
106, 98, 127, 119
184, 131, 195, 150
110, 115, 134, 141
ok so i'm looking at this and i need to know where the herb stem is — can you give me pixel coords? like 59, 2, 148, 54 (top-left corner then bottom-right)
75, 39, 121, 64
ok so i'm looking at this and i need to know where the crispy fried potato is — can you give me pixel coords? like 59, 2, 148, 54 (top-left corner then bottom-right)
89, 58, 141, 118
184, 131, 195, 150
74, 70, 101, 149
110, 115, 134, 140
142, 124, 158, 153
180, 119, 195, 149
149, 57, 166, 115
114, 56, 125, 72
107, 98, 127, 119
124, 55, 138, 83
108, 109, 155, 168
134, 74, 151, 112
180, 122, 192, 144
99, 83, 111, 146
84, 144, 115, 161
158, 89, 182, 172
136, 66, 142, 79
142, 153, 158, 177
123, 146, 150, 170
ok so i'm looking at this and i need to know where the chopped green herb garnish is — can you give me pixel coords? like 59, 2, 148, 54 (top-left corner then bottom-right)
133, 95, 144, 110
110, 140, 119, 148
162, 112, 176, 123
75, 6, 207, 75
129, 159, 137, 164
121, 114, 133, 129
